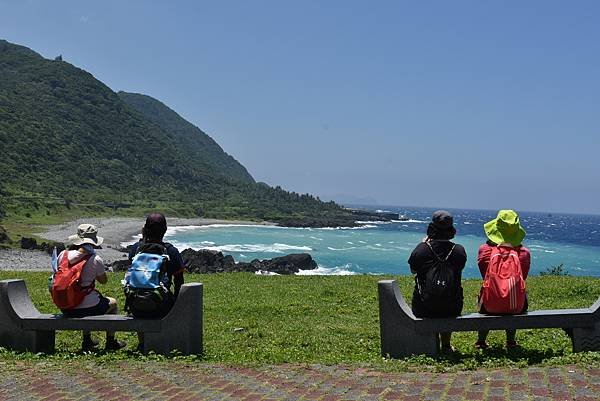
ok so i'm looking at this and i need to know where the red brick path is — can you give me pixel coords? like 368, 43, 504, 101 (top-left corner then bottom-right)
0, 361, 598, 400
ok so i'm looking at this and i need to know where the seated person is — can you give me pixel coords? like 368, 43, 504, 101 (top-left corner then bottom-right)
127, 213, 186, 350
55, 224, 125, 351
408, 210, 467, 352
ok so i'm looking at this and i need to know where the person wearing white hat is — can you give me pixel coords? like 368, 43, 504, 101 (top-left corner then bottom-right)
57, 223, 125, 351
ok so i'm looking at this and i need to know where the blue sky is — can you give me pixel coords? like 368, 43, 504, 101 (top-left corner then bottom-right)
1, 1, 599, 214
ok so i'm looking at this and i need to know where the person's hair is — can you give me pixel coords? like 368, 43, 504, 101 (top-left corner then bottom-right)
142, 212, 167, 242
426, 223, 456, 240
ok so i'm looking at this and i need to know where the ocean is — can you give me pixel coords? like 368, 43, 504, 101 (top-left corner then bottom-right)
164, 207, 600, 278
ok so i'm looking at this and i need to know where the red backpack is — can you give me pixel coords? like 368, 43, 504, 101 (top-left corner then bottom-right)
480, 246, 526, 314
51, 251, 94, 310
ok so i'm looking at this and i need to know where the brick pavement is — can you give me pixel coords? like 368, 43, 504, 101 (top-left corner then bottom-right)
0, 360, 598, 401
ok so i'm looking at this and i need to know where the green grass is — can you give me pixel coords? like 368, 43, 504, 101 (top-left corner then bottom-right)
1, 271, 599, 371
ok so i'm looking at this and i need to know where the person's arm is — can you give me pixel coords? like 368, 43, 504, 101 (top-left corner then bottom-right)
92, 255, 108, 284
456, 244, 467, 270
477, 244, 491, 278
519, 246, 531, 279
173, 272, 184, 298
96, 272, 108, 284
408, 243, 427, 274
168, 246, 186, 297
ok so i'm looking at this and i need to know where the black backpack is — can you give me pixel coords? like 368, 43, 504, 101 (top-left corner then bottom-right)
417, 241, 459, 303
124, 242, 174, 318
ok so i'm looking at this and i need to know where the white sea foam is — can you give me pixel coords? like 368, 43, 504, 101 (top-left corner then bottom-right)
296, 264, 357, 275
354, 220, 392, 225
317, 225, 376, 230
543, 250, 556, 253
165, 223, 281, 236
186, 243, 313, 254
255, 270, 279, 275
358, 240, 367, 244
375, 209, 392, 213
347, 241, 354, 245
309, 236, 323, 241
463, 221, 473, 225
393, 219, 427, 223
327, 246, 357, 251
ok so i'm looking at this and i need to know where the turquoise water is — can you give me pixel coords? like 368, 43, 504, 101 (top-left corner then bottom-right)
164, 208, 600, 277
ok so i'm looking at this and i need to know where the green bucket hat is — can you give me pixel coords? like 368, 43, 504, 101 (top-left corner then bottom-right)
483, 210, 526, 247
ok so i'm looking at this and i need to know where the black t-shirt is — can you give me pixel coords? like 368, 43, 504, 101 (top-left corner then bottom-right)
408, 240, 467, 281
408, 240, 467, 317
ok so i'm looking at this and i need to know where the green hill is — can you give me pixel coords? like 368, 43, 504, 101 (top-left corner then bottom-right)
0, 39, 353, 225
118, 92, 254, 184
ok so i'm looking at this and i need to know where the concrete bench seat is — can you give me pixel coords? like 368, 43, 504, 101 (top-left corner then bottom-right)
0, 279, 203, 355
378, 280, 600, 358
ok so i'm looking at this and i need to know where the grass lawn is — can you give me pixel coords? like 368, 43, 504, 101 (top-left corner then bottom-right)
0, 271, 599, 371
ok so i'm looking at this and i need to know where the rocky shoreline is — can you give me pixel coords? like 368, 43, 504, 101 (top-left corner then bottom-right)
0, 210, 400, 273
0, 217, 318, 274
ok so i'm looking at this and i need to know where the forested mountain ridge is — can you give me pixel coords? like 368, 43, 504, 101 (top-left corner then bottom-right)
0, 39, 353, 226
118, 91, 254, 184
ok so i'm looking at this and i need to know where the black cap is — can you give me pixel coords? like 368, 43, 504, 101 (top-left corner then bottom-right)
431, 210, 453, 229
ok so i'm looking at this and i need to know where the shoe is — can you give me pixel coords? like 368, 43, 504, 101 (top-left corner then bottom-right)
474, 341, 488, 349
105, 338, 127, 351
82, 336, 100, 352
506, 340, 519, 349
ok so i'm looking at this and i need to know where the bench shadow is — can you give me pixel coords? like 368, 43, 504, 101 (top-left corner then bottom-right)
437, 345, 566, 365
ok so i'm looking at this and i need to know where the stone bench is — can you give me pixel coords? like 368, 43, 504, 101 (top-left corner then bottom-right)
0, 279, 203, 355
378, 280, 600, 358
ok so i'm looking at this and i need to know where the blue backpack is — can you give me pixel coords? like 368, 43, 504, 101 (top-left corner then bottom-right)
124, 242, 174, 317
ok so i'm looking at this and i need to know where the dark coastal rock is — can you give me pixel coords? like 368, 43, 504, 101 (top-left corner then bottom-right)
179, 249, 317, 275
20, 237, 38, 250
20, 237, 65, 254
41, 241, 66, 255
182, 248, 236, 274
0, 226, 9, 243
237, 253, 317, 275
112, 259, 132, 272
109, 248, 318, 275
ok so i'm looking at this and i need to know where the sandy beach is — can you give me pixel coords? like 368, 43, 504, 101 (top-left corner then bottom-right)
0, 217, 271, 271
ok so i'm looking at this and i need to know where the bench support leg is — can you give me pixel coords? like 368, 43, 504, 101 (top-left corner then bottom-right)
142, 283, 203, 356
571, 323, 600, 352
0, 280, 56, 353
378, 281, 438, 358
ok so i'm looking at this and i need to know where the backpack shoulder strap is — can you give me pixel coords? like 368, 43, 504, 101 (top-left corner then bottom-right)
444, 244, 456, 261
425, 241, 442, 262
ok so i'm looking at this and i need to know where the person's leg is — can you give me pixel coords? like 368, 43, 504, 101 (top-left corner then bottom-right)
506, 329, 517, 347
476, 330, 489, 348
440, 332, 453, 351
104, 297, 126, 350
82, 330, 98, 350
137, 332, 144, 352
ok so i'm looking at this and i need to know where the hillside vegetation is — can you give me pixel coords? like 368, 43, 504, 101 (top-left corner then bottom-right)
0, 39, 353, 226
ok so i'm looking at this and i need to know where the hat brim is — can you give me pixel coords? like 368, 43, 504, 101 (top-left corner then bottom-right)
484, 219, 525, 247
68, 234, 104, 247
